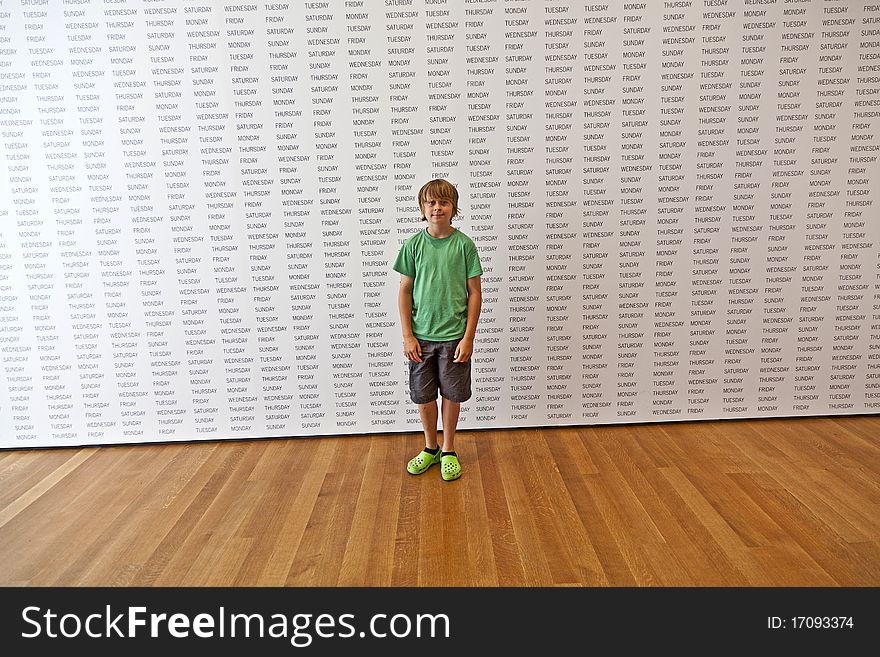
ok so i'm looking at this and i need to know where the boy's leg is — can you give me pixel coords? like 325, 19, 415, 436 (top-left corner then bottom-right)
406, 341, 443, 475
418, 400, 439, 449
436, 339, 471, 451
409, 340, 439, 448
439, 397, 463, 481
440, 397, 460, 452
435, 340, 469, 480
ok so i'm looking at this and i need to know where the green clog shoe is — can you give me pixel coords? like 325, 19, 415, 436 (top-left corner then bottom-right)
407, 449, 441, 475
440, 453, 461, 481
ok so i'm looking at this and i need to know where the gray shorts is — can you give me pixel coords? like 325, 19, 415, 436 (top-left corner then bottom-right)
408, 338, 472, 404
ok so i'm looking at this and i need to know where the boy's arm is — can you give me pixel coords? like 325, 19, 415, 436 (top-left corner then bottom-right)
398, 274, 422, 363
454, 275, 482, 363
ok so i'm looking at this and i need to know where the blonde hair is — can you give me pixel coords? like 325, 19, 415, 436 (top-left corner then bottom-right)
417, 179, 459, 221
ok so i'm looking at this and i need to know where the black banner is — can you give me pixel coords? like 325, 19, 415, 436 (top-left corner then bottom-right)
0, 587, 875, 654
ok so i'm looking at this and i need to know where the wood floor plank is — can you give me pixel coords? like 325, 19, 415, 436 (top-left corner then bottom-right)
155, 443, 263, 586
639, 466, 750, 585
132, 443, 248, 585
390, 434, 422, 587
256, 439, 336, 585
1, 448, 135, 584
285, 440, 366, 585
589, 428, 700, 585
537, 429, 605, 586
656, 465, 764, 584
431, 437, 499, 586
150, 443, 262, 585
575, 428, 664, 585
0, 449, 89, 511
0, 448, 95, 532
739, 450, 867, 545
567, 428, 638, 585
515, 430, 597, 585
493, 430, 557, 585
473, 432, 527, 585
338, 438, 403, 586
728, 472, 877, 585
459, 437, 501, 586
54, 444, 218, 585
435, 468, 473, 586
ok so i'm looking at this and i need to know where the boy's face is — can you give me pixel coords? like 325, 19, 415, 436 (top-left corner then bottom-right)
422, 194, 454, 227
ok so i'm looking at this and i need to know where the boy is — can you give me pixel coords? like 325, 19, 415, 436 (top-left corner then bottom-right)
393, 179, 483, 481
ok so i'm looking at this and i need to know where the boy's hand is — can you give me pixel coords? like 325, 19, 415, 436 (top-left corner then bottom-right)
453, 337, 474, 363
403, 336, 422, 362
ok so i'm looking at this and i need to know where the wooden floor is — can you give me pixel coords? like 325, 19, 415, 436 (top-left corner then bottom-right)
0, 415, 878, 586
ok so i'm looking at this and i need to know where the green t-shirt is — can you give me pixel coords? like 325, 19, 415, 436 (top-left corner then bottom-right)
393, 228, 483, 341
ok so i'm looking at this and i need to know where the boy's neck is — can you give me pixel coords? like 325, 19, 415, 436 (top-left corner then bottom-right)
426, 223, 455, 239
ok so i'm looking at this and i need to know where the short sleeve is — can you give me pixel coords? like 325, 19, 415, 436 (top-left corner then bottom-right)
465, 241, 483, 279
392, 240, 415, 278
